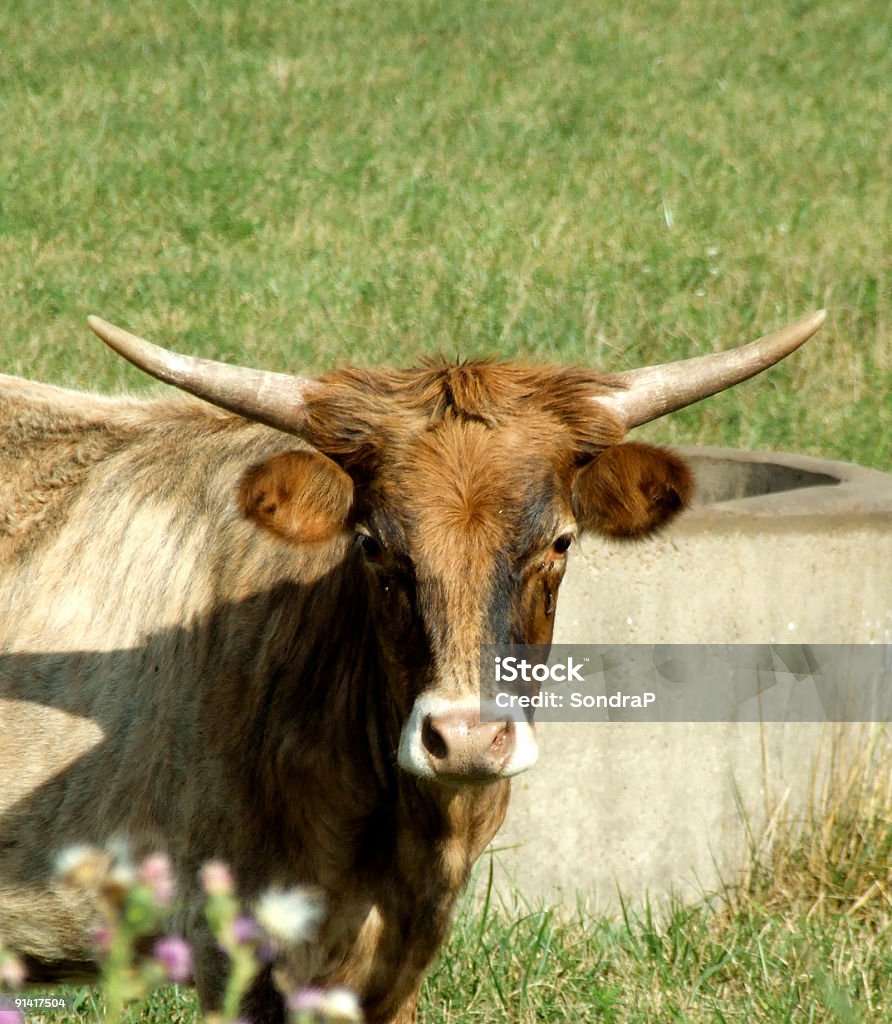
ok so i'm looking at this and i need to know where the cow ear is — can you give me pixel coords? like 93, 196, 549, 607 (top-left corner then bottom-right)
239, 450, 354, 545
572, 442, 693, 540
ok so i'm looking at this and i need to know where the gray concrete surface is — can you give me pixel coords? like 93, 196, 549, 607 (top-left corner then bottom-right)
489, 447, 892, 912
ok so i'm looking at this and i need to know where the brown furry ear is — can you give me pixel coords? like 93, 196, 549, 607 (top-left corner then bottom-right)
572, 443, 693, 539
239, 450, 354, 545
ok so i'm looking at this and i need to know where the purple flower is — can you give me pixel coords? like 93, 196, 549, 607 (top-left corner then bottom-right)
153, 936, 192, 983
200, 860, 234, 896
139, 852, 174, 907
91, 924, 113, 953
232, 914, 259, 944
0, 954, 26, 988
0, 1011, 24, 1024
288, 987, 326, 1012
287, 987, 362, 1022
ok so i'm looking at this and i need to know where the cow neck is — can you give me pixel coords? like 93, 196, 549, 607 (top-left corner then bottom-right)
394, 775, 511, 895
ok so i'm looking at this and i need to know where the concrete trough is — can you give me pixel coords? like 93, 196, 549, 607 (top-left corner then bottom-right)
491, 447, 892, 911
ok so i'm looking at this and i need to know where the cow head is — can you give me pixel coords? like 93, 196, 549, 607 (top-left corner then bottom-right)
87, 311, 826, 785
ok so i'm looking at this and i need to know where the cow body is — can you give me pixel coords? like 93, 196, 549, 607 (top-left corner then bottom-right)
0, 308, 824, 1022
0, 364, 692, 1021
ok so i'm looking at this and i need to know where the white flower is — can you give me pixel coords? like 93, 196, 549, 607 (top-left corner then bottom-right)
54, 844, 121, 890
318, 988, 362, 1022
104, 838, 137, 890
255, 888, 324, 944
54, 845, 103, 880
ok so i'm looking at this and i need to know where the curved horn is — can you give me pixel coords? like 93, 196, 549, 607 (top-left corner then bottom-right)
87, 316, 316, 434
595, 310, 827, 430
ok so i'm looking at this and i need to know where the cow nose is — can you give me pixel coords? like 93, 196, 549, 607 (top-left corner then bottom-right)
421, 710, 516, 780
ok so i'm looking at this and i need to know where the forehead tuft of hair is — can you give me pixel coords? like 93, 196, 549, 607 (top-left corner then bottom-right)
303, 360, 625, 466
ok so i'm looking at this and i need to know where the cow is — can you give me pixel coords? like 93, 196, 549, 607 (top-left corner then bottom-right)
0, 309, 826, 1022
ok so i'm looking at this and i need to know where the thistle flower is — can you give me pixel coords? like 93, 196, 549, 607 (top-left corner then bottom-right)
153, 936, 192, 984
0, 951, 25, 989
90, 924, 113, 953
288, 986, 362, 1023
138, 852, 174, 907
104, 838, 137, 890
255, 889, 324, 945
200, 860, 235, 897
54, 845, 108, 888
232, 914, 260, 945
55, 841, 138, 911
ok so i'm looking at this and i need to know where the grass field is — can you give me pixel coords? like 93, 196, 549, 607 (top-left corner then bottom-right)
1, 0, 890, 464
2, 1, 891, 1022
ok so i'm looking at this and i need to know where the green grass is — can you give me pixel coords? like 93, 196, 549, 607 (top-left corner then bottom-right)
30, 900, 892, 1024
1, 0, 890, 463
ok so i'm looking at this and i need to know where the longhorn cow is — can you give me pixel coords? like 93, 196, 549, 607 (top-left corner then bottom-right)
0, 310, 826, 1022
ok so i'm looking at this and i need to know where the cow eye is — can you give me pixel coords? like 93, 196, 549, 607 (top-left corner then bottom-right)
356, 531, 383, 559
552, 534, 573, 554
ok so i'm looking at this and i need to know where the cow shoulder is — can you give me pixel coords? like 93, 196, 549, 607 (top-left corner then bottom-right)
572, 442, 693, 539
238, 449, 354, 545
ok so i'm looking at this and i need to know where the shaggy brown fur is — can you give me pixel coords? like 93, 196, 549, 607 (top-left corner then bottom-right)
0, 358, 691, 1024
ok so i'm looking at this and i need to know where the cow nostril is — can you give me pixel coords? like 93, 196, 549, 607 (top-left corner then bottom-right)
490, 721, 513, 754
421, 715, 449, 760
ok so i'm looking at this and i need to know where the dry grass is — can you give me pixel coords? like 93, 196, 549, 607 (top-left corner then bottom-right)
736, 726, 892, 927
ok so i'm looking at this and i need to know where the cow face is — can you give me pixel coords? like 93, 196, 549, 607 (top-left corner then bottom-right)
239, 363, 693, 785
87, 311, 825, 782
